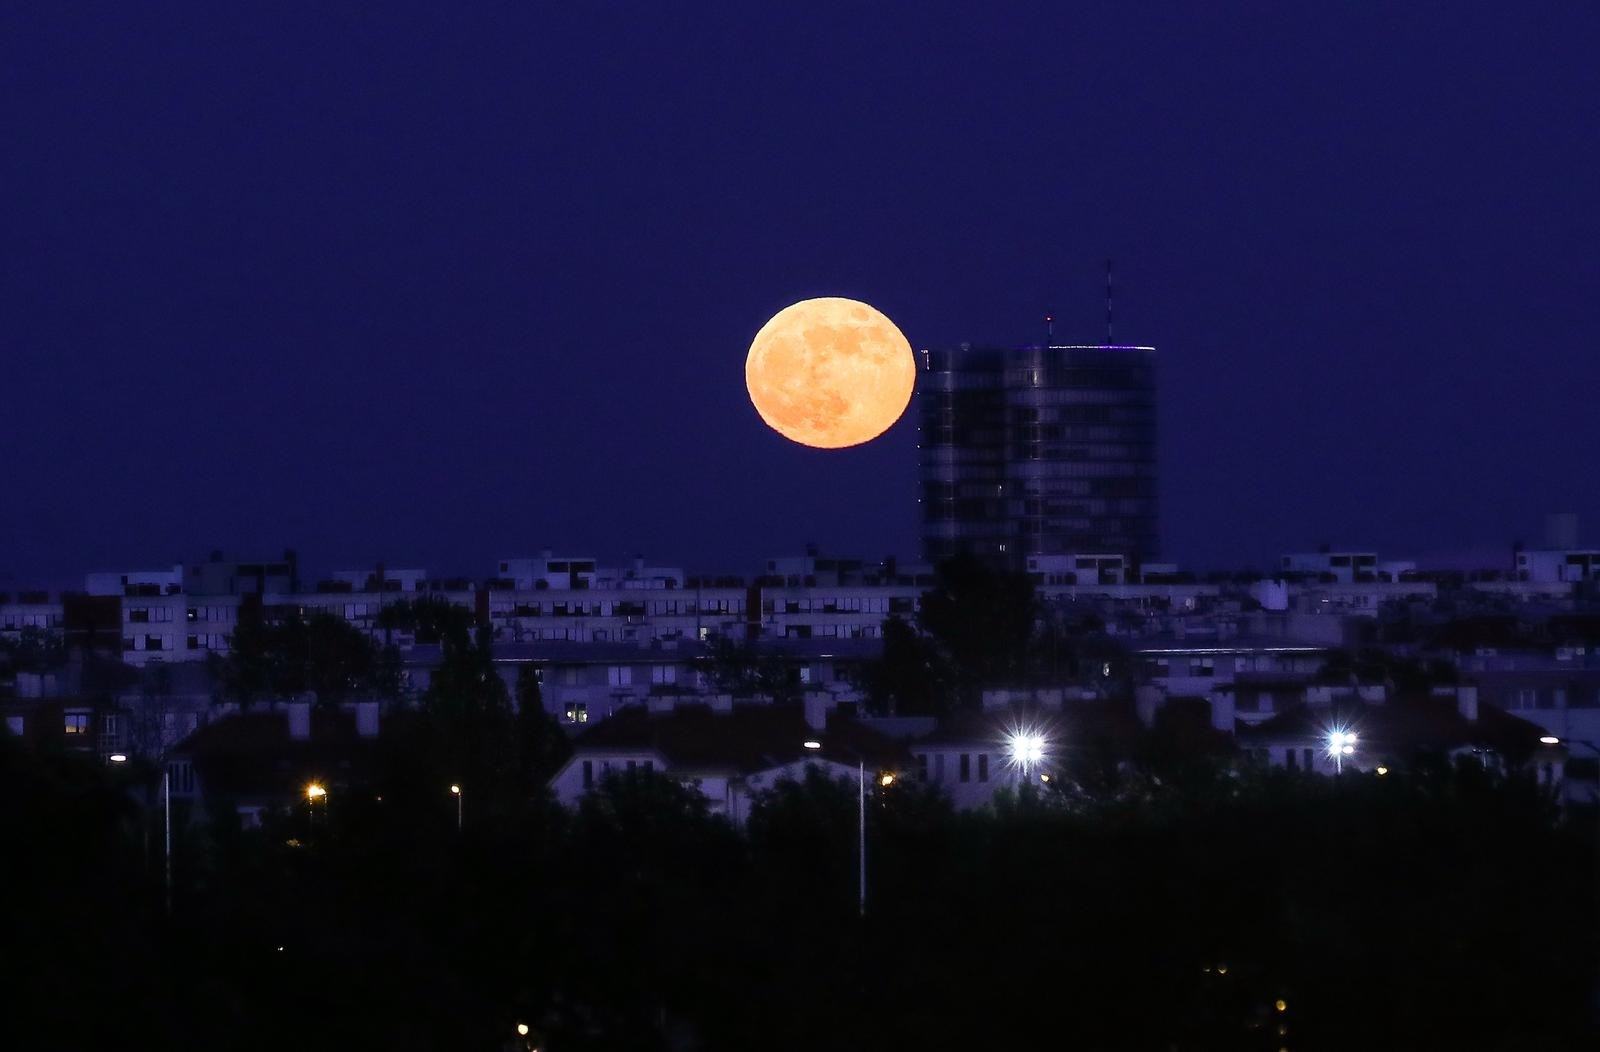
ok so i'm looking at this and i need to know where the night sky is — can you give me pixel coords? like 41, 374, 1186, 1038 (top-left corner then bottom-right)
5, 2, 1598, 588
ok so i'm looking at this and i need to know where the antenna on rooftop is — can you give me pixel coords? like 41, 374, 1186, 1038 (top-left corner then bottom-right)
1105, 258, 1114, 343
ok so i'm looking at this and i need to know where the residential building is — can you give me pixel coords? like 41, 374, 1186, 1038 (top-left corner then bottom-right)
547, 702, 909, 825
1236, 687, 1561, 790
1516, 548, 1600, 584
168, 698, 385, 829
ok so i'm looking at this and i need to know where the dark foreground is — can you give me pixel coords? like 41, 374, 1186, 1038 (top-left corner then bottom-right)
3, 736, 1595, 1052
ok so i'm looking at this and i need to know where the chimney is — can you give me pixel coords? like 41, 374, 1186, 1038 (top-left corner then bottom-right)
1209, 687, 1236, 735
1456, 684, 1479, 723
804, 693, 830, 731
287, 700, 312, 741
1545, 513, 1579, 550
1135, 685, 1163, 729
355, 701, 380, 739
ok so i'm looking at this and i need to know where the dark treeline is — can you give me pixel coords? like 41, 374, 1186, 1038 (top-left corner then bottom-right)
3, 728, 1595, 1051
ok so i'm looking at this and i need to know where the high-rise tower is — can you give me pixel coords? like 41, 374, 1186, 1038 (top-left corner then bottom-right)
918, 343, 1158, 570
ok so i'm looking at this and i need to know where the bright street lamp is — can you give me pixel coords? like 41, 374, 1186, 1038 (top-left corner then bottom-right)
1327, 731, 1357, 774
449, 783, 463, 832
1006, 729, 1050, 787
306, 782, 327, 837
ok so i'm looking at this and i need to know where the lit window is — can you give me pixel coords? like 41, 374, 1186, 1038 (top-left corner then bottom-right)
64, 713, 90, 736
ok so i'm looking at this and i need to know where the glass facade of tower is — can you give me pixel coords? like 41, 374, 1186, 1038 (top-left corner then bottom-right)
919, 344, 1158, 570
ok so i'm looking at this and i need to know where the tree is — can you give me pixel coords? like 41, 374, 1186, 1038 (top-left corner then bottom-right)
216, 608, 397, 705
0, 624, 65, 673
857, 615, 951, 716
696, 636, 801, 703
421, 623, 518, 801
516, 665, 570, 789
375, 594, 475, 648
915, 553, 1038, 705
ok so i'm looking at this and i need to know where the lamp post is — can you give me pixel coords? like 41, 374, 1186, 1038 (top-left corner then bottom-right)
803, 738, 870, 917
1327, 731, 1357, 775
113, 753, 173, 912
1007, 730, 1048, 790
1540, 735, 1600, 1023
306, 782, 326, 838
450, 783, 463, 833
162, 766, 172, 914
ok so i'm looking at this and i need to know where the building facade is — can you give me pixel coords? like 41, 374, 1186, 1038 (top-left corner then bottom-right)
918, 343, 1158, 570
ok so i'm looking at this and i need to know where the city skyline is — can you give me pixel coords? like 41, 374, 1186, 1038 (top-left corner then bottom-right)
5, 4, 1598, 588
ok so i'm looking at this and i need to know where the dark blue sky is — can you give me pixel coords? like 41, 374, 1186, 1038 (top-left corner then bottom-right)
4, 2, 1598, 587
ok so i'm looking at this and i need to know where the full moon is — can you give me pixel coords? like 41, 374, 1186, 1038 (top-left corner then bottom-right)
745, 297, 915, 449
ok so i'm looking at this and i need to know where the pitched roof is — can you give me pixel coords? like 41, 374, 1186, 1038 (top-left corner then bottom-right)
568, 703, 909, 775
1237, 696, 1550, 758
175, 708, 379, 799
913, 701, 1147, 754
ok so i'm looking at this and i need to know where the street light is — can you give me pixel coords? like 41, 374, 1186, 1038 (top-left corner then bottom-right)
1006, 728, 1050, 787
1327, 731, 1357, 775
306, 782, 326, 837
799, 738, 877, 917
1540, 735, 1600, 1024
450, 783, 463, 832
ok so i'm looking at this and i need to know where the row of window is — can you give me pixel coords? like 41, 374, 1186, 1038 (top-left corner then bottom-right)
766, 597, 910, 614
917, 751, 992, 783
1, 612, 61, 629
604, 666, 681, 687
580, 757, 652, 786
488, 599, 753, 618
16, 711, 200, 744
1508, 687, 1600, 709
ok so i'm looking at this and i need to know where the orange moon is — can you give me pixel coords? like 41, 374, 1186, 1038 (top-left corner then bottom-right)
745, 297, 915, 449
